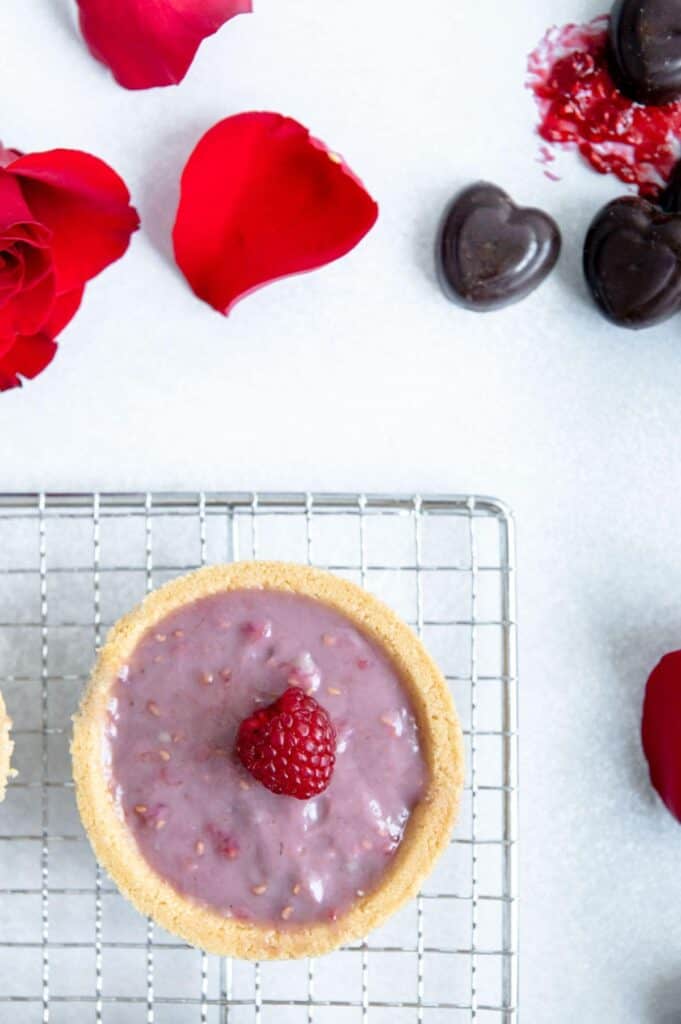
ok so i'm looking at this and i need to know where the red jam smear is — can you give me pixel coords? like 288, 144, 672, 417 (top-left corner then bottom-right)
527, 17, 681, 198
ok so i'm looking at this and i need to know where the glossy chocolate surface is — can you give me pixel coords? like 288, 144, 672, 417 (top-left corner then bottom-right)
583, 196, 681, 328
609, 0, 681, 105
436, 182, 561, 311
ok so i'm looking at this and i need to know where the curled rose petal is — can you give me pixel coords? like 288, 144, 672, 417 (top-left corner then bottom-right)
0, 170, 54, 344
0, 145, 21, 169
642, 650, 681, 822
8, 150, 139, 294
0, 334, 57, 392
0, 166, 33, 227
172, 112, 379, 314
0, 288, 82, 392
76, 0, 252, 90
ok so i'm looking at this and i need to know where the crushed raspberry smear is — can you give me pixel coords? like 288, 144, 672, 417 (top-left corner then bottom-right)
527, 17, 681, 198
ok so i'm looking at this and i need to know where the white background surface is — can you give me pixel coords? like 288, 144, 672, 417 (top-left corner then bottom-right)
1, 0, 680, 1020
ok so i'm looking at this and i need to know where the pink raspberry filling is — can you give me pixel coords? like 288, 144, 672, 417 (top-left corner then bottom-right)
106, 589, 427, 926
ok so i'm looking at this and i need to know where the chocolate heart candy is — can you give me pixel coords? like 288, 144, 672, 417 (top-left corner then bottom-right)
583, 196, 681, 328
436, 182, 561, 311
609, 0, 681, 105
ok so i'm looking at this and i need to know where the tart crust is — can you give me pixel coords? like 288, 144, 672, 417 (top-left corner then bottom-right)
0, 691, 15, 802
72, 562, 464, 960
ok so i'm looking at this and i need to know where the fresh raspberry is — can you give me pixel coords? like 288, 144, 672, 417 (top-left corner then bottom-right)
236, 687, 336, 799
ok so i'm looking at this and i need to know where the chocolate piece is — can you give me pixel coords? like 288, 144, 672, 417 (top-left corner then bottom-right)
436, 182, 561, 311
583, 196, 681, 328
609, 0, 681, 105
660, 159, 681, 212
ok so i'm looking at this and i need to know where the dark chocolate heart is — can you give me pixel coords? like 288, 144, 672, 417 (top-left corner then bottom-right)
436, 182, 561, 311
583, 196, 681, 328
609, 0, 681, 105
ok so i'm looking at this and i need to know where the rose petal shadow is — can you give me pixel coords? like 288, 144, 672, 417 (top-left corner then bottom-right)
49, 0, 78, 36
605, 615, 681, 810
137, 123, 206, 272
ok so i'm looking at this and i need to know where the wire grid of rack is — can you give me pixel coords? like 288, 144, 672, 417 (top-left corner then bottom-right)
0, 492, 518, 1023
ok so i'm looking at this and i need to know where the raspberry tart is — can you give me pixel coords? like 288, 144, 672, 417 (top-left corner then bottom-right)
0, 690, 15, 802
72, 562, 463, 959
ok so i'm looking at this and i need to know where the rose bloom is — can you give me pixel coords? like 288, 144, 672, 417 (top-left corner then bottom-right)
0, 145, 138, 390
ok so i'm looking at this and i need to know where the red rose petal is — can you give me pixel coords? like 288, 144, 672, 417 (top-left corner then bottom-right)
76, 0, 251, 90
642, 650, 681, 822
172, 112, 379, 315
8, 150, 139, 294
0, 333, 57, 392
0, 144, 21, 169
0, 168, 38, 232
0, 170, 55, 342
45, 287, 85, 337
0, 245, 55, 342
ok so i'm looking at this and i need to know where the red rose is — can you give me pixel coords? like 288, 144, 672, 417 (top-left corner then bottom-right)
76, 0, 252, 90
0, 146, 139, 391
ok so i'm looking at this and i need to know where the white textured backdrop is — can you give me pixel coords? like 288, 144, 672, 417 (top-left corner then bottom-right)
1, 0, 680, 1020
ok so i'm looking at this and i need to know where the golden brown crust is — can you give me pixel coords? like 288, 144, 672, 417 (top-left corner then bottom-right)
72, 562, 464, 960
0, 690, 15, 803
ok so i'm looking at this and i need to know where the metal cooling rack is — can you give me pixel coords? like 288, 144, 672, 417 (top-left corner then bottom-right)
0, 492, 518, 1023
